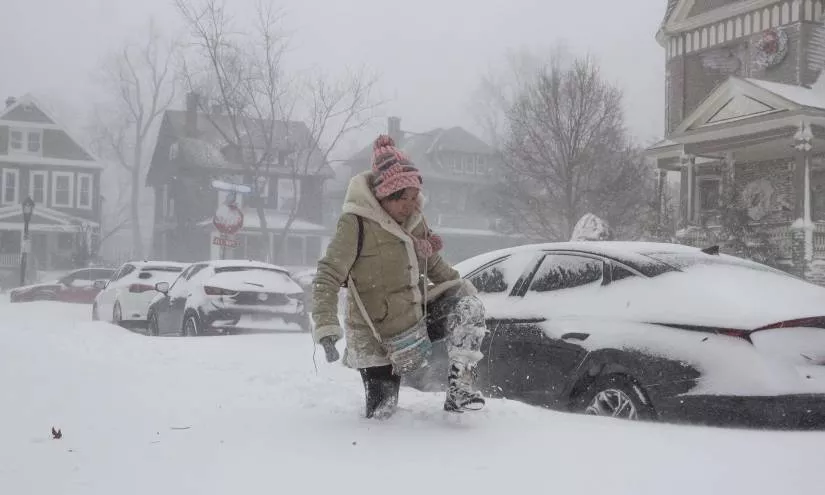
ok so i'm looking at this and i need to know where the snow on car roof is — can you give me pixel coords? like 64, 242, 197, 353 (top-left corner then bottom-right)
207, 259, 290, 273
454, 241, 703, 275
137, 261, 190, 271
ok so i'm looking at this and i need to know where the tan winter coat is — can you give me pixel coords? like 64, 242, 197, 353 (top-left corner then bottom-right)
312, 171, 462, 368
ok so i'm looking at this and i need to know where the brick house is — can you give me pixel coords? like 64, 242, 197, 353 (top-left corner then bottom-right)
646, 0, 825, 282
325, 117, 521, 264
0, 94, 103, 278
146, 93, 332, 268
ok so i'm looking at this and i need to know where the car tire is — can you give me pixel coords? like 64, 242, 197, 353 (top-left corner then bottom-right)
182, 313, 200, 337
576, 374, 655, 421
147, 311, 160, 336
92, 302, 99, 321
113, 302, 124, 327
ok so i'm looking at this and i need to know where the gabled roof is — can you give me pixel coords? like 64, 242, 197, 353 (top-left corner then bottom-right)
673, 77, 825, 135
148, 108, 333, 185
0, 94, 103, 168
660, 0, 774, 35
330, 126, 498, 194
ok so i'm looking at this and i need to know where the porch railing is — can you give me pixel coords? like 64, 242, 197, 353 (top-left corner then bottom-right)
676, 223, 794, 259
0, 253, 19, 267
814, 224, 825, 256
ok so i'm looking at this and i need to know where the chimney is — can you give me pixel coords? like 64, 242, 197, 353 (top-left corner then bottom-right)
185, 92, 199, 137
387, 116, 402, 143
5, 96, 16, 108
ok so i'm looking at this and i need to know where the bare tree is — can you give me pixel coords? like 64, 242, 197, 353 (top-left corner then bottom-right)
93, 20, 177, 259
477, 52, 652, 241
174, 0, 379, 263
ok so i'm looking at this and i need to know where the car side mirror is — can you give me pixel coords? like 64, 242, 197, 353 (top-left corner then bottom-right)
155, 281, 170, 294
93, 280, 107, 290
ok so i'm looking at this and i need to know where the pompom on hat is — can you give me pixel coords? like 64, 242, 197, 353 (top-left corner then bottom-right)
370, 135, 423, 200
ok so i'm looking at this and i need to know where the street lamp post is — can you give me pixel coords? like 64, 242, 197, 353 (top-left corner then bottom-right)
19, 197, 35, 286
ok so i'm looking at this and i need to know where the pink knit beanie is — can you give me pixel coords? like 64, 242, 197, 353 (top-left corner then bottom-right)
371, 135, 423, 200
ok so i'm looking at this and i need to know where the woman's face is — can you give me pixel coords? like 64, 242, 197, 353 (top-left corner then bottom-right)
380, 188, 420, 224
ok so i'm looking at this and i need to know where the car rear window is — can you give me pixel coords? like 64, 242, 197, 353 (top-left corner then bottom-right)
215, 266, 288, 276
137, 266, 185, 280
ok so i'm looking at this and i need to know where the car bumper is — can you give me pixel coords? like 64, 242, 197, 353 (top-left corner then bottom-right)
202, 307, 308, 334
657, 394, 825, 430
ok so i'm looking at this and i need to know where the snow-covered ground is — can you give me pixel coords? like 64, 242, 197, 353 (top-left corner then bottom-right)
1, 301, 824, 495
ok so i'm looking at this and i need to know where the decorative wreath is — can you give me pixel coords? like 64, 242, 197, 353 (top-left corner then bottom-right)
742, 178, 775, 221
753, 28, 788, 69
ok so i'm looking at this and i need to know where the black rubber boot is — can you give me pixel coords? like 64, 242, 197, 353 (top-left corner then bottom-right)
360, 366, 401, 419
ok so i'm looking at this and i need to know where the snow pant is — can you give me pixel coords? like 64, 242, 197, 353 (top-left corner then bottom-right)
358, 280, 487, 417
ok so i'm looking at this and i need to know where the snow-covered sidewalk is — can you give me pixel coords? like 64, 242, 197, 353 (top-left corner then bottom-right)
1, 301, 824, 494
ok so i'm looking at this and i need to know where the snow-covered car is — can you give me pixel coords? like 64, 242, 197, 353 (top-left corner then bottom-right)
405, 241, 825, 429
146, 260, 309, 336
10, 267, 115, 304
92, 261, 189, 326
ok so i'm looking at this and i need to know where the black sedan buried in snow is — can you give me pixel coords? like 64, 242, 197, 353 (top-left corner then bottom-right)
145, 260, 310, 336
405, 241, 825, 429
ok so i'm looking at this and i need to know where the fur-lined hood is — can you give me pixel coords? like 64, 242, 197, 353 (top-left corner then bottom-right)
341, 171, 424, 240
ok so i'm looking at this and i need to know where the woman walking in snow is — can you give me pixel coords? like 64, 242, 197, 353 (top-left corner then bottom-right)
312, 135, 488, 419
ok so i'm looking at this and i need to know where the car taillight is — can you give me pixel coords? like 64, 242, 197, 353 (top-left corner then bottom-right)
204, 286, 238, 296
756, 316, 825, 331
129, 284, 155, 293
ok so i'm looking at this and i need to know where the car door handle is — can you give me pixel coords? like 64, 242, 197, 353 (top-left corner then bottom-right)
561, 332, 589, 341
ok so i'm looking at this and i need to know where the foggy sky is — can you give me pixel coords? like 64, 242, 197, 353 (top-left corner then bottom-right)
0, 0, 666, 153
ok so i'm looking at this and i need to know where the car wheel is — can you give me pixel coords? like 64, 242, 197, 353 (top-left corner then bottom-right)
578, 374, 655, 421
113, 302, 124, 327
183, 313, 200, 337
92, 302, 99, 321
147, 311, 160, 336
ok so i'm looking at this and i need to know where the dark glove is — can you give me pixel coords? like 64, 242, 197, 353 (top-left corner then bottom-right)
320, 335, 340, 363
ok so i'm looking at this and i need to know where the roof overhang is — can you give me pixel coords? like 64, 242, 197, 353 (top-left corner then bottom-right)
646, 76, 825, 166
661, 0, 780, 36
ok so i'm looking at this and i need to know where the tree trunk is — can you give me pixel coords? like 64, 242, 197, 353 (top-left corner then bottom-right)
131, 145, 144, 259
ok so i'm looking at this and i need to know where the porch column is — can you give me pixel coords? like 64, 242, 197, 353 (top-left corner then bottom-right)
680, 153, 696, 226
792, 121, 814, 277
656, 168, 667, 226
721, 152, 736, 208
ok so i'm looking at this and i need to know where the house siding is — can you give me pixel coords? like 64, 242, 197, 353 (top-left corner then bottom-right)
43, 129, 93, 161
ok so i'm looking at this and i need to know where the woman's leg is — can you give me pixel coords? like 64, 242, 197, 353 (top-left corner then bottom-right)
359, 365, 401, 419
427, 281, 488, 412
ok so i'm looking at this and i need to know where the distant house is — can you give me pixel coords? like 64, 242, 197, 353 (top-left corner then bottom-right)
0, 95, 103, 277
146, 93, 332, 268
326, 117, 520, 263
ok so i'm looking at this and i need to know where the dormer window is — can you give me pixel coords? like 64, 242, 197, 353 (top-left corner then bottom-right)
9, 128, 42, 155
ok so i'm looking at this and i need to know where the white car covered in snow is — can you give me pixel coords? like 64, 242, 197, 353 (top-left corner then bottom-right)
146, 260, 309, 336
405, 241, 825, 429
92, 261, 189, 326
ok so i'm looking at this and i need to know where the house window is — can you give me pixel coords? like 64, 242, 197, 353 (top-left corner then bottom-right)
698, 177, 721, 211
475, 155, 487, 175
29, 171, 47, 204
8, 129, 42, 155
10, 130, 23, 152
285, 236, 304, 265
27, 131, 42, 153
462, 155, 474, 174
77, 174, 93, 209
277, 178, 300, 212
2, 169, 19, 205
53, 172, 74, 208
